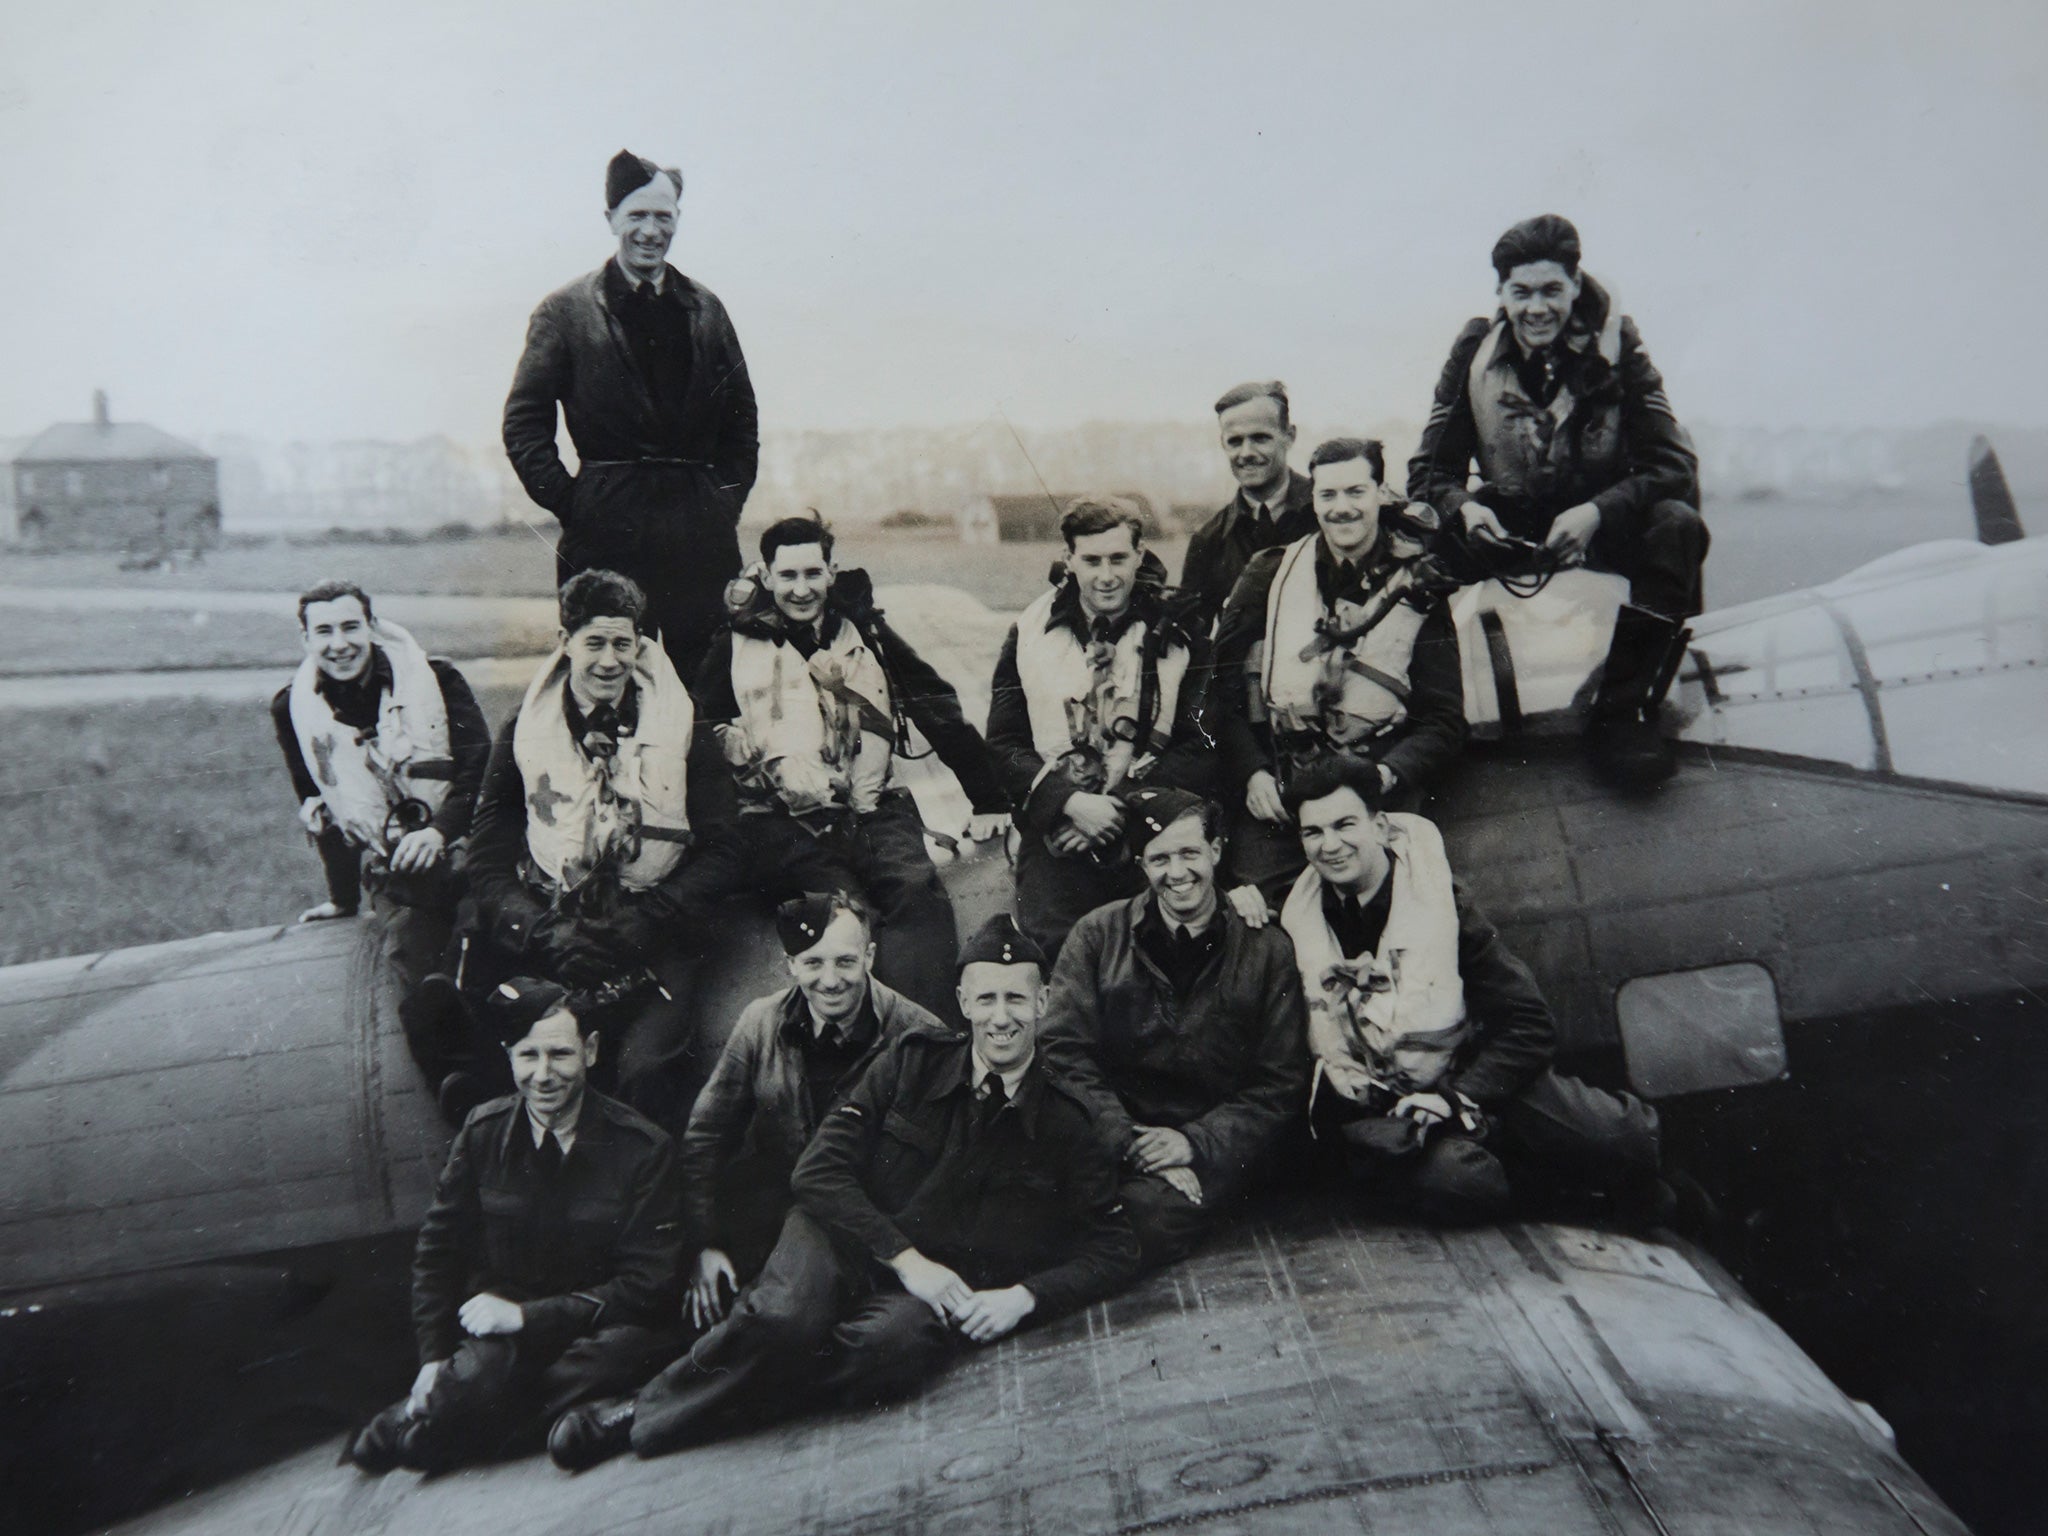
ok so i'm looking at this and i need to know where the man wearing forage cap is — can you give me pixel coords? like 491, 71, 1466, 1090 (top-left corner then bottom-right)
349, 978, 684, 1474
546, 911, 1137, 1468
673, 893, 947, 1338
1407, 213, 1707, 785
504, 149, 759, 682
1038, 786, 1309, 1269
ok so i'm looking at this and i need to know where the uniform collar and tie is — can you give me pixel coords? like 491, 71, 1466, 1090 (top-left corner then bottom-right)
1321, 872, 1394, 960
971, 1046, 1033, 1106
1137, 899, 1225, 993
526, 1095, 584, 1165
779, 984, 880, 1051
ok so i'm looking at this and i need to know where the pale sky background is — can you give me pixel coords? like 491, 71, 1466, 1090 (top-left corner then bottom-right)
1, 0, 2043, 447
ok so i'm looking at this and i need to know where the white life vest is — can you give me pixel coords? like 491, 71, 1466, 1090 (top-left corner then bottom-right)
1012, 587, 1189, 792
1467, 290, 1624, 498
512, 638, 694, 893
288, 621, 451, 852
1280, 813, 1468, 1100
728, 617, 895, 816
1257, 534, 1429, 747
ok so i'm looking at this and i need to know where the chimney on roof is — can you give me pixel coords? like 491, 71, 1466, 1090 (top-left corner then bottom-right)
92, 390, 109, 428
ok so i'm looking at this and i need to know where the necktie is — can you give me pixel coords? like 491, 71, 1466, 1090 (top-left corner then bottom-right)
535, 1129, 565, 1177
1254, 503, 1275, 539
1173, 925, 1205, 978
975, 1076, 1009, 1135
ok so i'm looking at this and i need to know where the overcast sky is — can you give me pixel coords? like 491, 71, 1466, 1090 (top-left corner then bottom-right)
1, 0, 2043, 446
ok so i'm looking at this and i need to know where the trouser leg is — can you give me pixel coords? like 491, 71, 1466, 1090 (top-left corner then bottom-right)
607, 950, 708, 1133
1496, 1068, 1662, 1199
1013, 836, 1142, 962
403, 1336, 532, 1470
844, 793, 964, 1023
824, 1292, 961, 1408
1317, 1093, 1513, 1225
535, 1324, 686, 1425
630, 1209, 849, 1457
1118, 1171, 1220, 1271
308, 825, 364, 912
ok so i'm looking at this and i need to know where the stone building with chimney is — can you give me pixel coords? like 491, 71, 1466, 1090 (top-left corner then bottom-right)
10, 392, 220, 552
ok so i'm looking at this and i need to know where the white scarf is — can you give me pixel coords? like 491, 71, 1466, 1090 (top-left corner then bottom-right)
1012, 587, 1189, 793
512, 637, 694, 893
1280, 812, 1467, 1101
287, 621, 450, 852
1258, 534, 1429, 748
728, 616, 895, 816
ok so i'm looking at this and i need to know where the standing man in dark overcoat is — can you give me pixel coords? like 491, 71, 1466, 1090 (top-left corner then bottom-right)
504, 149, 759, 682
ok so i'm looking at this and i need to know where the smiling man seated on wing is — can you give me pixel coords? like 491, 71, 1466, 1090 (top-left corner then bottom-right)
1208, 437, 1470, 909
270, 579, 491, 1079
545, 914, 1137, 1470
427, 569, 749, 1131
349, 979, 684, 1476
693, 514, 1011, 1021
987, 495, 1214, 960
670, 893, 947, 1339
1280, 753, 1662, 1223
1407, 213, 1707, 785
1037, 787, 1309, 1270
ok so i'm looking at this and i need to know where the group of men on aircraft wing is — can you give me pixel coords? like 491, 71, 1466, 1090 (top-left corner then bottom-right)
270, 148, 1705, 1477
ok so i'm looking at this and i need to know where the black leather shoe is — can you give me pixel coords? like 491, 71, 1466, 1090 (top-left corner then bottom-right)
349, 1403, 416, 1473
548, 1396, 636, 1471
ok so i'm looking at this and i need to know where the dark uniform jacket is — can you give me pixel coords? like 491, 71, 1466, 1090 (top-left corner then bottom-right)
503, 259, 759, 672
1039, 894, 1309, 1185
1208, 540, 1467, 799
1322, 877, 1558, 1109
986, 552, 1216, 842
503, 259, 758, 529
1406, 275, 1698, 541
464, 688, 739, 966
692, 569, 1009, 818
791, 1034, 1141, 1319
1175, 468, 1316, 636
681, 980, 947, 1257
269, 652, 492, 911
412, 1089, 684, 1364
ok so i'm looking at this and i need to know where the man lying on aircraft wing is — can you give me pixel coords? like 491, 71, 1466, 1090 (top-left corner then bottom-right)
1280, 754, 1663, 1223
1408, 213, 1708, 785
1209, 437, 1470, 905
419, 569, 752, 1131
693, 514, 1011, 1021
546, 914, 1138, 1470
350, 979, 685, 1476
986, 494, 1215, 961
270, 579, 490, 1070
673, 892, 948, 1335
1037, 787, 1309, 1270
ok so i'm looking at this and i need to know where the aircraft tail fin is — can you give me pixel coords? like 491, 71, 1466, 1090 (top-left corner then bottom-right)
1969, 435, 2025, 545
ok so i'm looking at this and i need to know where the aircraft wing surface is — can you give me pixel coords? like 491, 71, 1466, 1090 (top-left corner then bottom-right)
104, 1207, 1963, 1536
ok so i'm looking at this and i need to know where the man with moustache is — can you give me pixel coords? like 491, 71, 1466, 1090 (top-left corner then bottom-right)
436, 569, 745, 1129
1039, 787, 1308, 1268
545, 914, 1138, 1469
1408, 214, 1705, 784
1209, 438, 1468, 904
987, 496, 1213, 958
1280, 754, 1661, 1222
503, 149, 759, 681
1176, 381, 1317, 636
695, 514, 1011, 1018
674, 893, 947, 1335
349, 979, 684, 1474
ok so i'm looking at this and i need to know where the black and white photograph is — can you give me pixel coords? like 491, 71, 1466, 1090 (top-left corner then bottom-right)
2, 3, 2044, 1532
